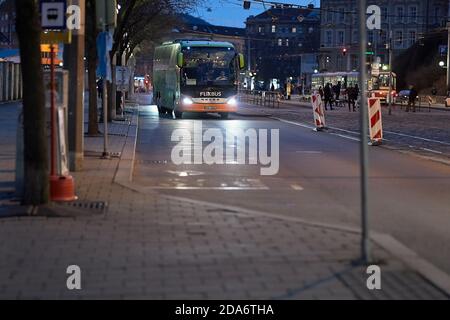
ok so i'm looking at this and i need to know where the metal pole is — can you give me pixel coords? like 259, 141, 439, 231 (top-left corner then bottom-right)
359, 0, 371, 263
388, 16, 393, 115
101, 24, 110, 159
247, 35, 251, 90
50, 44, 56, 176
447, 1, 450, 93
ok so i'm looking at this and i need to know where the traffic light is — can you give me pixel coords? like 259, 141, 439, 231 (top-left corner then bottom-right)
342, 48, 347, 56
243, 1, 251, 10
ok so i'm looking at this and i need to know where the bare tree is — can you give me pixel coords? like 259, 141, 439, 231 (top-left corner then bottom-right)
15, 0, 49, 205
107, 0, 200, 113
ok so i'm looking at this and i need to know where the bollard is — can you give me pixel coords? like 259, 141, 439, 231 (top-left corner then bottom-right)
311, 93, 326, 131
367, 97, 383, 146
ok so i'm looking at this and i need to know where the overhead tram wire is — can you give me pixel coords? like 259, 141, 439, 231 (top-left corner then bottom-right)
226, 0, 450, 20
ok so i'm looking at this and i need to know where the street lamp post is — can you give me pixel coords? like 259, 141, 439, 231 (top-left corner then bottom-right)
388, 16, 393, 115
447, 2, 450, 93
359, 0, 371, 264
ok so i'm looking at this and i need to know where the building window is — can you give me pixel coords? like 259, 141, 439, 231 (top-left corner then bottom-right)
380, 31, 387, 46
396, 7, 404, 23
409, 6, 417, 23
409, 30, 416, 47
339, 8, 345, 23
326, 10, 333, 23
337, 30, 344, 45
292, 26, 296, 33
272, 25, 276, 33
351, 55, 358, 71
352, 30, 358, 44
258, 26, 263, 33
395, 30, 403, 48
434, 7, 440, 24
325, 30, 332, 46
286, 38, 289, 47
382, 7, 388, 20
278, 38, 283, 46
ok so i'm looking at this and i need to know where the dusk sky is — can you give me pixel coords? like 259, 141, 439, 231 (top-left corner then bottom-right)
193, 0, 320, 28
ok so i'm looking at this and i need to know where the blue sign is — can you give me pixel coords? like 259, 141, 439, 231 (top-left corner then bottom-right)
96, 31, 113, 81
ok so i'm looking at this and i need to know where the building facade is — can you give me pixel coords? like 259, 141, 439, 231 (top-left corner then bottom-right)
0, 0, 16, 49
319, 0, 449, 72
245, 5, 321, 89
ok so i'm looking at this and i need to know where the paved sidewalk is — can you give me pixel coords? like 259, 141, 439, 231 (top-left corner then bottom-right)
0, 101, 449, 299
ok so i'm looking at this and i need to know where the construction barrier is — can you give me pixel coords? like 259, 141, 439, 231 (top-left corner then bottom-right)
368, 97, 383, 145
311, 93, 326, 131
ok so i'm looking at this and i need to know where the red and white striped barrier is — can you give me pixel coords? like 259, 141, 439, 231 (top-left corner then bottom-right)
311, 93, 326, 131
368, 97, 383, 145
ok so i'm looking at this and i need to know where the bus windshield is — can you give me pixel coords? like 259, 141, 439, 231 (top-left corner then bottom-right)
181, 47, 236, 86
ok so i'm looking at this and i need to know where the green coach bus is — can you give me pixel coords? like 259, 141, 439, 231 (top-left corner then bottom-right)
153, 39, 245, 119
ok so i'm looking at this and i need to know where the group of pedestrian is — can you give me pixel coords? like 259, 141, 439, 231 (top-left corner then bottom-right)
317, 82, 360, 112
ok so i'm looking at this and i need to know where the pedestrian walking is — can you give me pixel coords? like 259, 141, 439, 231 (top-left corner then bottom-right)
318, 86, 324, 100
334, 81, 342, 102
97, 78, 103, 100
286, 81, 292, 100
346, 85, 356, 112
406, 85, 417, 112
324, 83, 334, 110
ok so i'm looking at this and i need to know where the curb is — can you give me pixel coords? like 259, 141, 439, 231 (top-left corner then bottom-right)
114, 106, 139, 185
114, 104, 450, 298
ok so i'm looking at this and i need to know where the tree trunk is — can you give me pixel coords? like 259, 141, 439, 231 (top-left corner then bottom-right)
15, 0, 49, 205
86, 0, 100, 135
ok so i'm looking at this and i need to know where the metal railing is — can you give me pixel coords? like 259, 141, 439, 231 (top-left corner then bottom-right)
0, 61, 23, 103
238, 89, 280, 108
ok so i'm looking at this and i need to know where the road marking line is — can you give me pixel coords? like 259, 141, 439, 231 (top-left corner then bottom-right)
421, 148, 443, 154
384, 130, 450, 146
143, 186, 270, 190
290, 184, 304, 190
270, 117, 315, 129
295, 151, 323, 154
329, 132, 360, 142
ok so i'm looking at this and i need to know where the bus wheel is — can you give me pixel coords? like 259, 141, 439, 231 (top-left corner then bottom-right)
219, 113, 229, 119
174, 110, 183, 119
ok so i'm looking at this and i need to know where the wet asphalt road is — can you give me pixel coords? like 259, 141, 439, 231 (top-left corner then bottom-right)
133, 101, 450, 274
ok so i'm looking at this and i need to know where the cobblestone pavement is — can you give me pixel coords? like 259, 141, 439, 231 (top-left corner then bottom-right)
237, 96, 450, 162
0, 101, 449, 299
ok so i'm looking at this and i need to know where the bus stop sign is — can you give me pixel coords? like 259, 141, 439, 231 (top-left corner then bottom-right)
40, 0, 67, 30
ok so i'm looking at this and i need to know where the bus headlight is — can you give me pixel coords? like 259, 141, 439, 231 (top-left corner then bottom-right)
182, 97, 193, 105
227, 97, 237, 105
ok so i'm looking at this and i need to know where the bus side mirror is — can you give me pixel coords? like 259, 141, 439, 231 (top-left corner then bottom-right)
177, 52, 184, 68
238, 54, 245, 70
